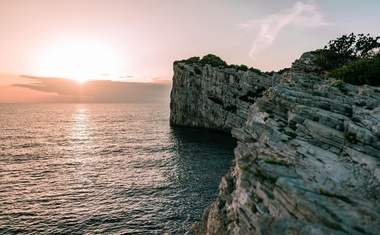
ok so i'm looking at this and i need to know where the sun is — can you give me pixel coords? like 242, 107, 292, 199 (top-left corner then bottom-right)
35, 39, 124, 83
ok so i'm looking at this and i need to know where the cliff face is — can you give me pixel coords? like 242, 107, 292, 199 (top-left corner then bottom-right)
171, 53, 380, 235
170, 63, 281, 132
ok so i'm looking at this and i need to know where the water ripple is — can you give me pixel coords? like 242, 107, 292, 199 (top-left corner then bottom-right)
0, 104, 235, 234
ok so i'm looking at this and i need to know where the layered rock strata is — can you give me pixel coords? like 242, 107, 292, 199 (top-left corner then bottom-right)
170, 63, 281, 132
172, 53, 380, 234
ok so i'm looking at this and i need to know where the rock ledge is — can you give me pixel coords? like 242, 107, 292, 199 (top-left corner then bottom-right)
171, 52, 380, 235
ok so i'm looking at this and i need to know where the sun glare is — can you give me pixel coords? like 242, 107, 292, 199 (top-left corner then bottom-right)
36, 40, 124, 83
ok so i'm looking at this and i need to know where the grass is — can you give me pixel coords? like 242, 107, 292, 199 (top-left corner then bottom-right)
343, 131, 357, 144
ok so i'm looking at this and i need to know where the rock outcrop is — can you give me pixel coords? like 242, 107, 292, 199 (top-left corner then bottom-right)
171, 52, 380, 235
170, 62, 281, 132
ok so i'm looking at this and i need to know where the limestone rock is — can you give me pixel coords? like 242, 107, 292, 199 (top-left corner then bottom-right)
170, 63, 281, 132
170, 52, 380, 234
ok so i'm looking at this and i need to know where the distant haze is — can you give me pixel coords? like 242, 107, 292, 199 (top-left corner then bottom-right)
0, 74, 171, 103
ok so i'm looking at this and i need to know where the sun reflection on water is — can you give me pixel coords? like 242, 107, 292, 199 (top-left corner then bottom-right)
71, 107, 89, 139
70, 106, 94, 147
68, 106, 97, 184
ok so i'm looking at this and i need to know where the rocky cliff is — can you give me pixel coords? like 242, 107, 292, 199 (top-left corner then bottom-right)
170, 62, 281, 132
171, 52, 380, 235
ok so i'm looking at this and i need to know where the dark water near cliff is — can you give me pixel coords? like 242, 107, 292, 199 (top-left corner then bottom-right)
0, 104, 236, 234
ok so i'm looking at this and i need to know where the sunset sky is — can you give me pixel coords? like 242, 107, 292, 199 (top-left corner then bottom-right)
1, 0, 379, 103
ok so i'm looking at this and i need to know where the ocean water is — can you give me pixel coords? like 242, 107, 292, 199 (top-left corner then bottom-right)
0, 104, 236, 234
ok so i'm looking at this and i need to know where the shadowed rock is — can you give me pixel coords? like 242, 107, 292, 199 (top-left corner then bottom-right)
173, 52, 380, 235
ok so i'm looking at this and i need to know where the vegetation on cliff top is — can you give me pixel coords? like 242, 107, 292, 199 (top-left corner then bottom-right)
174, 54, 268, 74
175, 33, 379, 86
315, 33, 380, 86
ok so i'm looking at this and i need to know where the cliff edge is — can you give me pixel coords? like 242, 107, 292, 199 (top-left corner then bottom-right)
170, 58, 281, 132
171, 52, 380, 234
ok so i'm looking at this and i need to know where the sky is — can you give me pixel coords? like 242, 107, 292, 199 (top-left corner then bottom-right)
1, 0, 379, 103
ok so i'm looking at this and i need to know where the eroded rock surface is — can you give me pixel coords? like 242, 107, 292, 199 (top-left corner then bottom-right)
173, 52, 380, 235
170, 63, 281, 132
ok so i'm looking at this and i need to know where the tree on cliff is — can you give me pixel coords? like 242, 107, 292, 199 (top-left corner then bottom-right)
315, 33, 380, 86
316, 33, 380, 69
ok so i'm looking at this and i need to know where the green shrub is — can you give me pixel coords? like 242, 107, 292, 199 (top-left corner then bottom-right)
264, 71, 275, 76
238, 64, 248, 71
314, 33, 380, 86
228, 64, 249, 71
228, 64, 238, 70
314, 49, 348, 70
343, 131, 357, 144
277, 68, 290, 74
330, 57, 380, 86
185, 56, 200, 64
249, 67, 262, 74
330, 79, 349, 93
199, 54, 228, 67
174, 56, 200, 65
330, 79, 345, 88
175, 54, 259, 73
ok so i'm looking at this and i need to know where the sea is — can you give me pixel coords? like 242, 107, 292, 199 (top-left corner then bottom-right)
0, 104, 236, 234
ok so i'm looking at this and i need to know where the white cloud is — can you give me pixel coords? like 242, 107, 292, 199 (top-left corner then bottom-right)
240, 1, 330, 59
